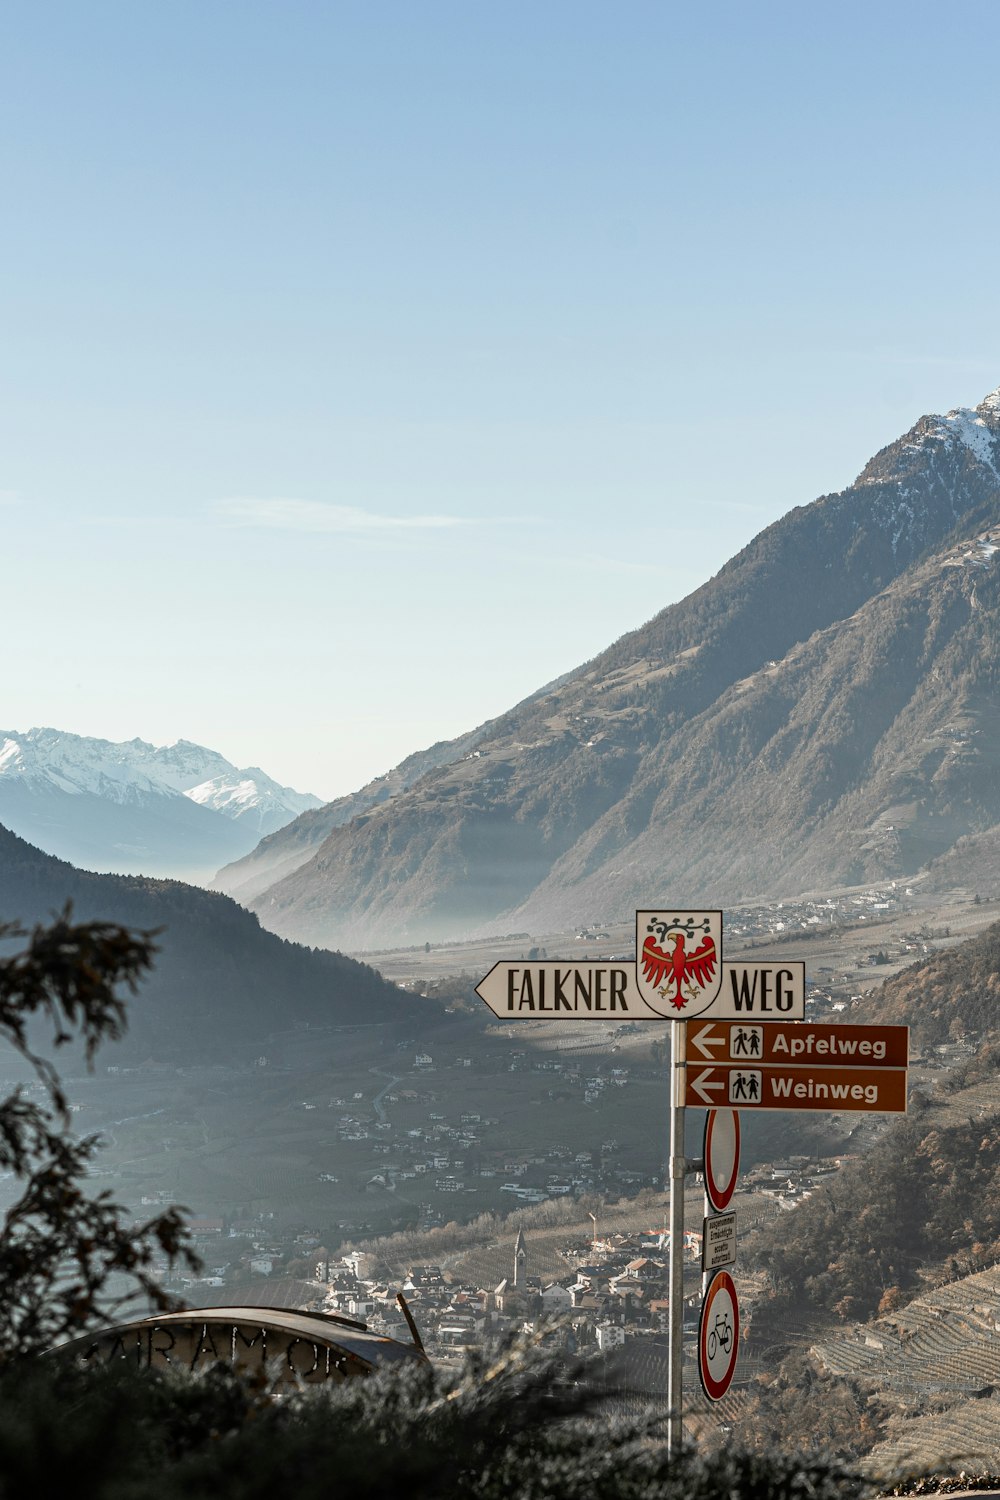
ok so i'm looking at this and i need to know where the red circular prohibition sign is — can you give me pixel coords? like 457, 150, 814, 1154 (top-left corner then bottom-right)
703, 1109, 741, 1213
699, 1270, 739, 1402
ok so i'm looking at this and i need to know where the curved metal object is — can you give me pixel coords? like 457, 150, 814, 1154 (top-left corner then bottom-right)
56, 1304, 429, 1385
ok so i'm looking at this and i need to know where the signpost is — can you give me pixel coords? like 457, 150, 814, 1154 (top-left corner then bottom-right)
475, 908, 910, 1454
698, 962, 805, 1020
475, 961, 645, 1017
688, 1019, 908, 1067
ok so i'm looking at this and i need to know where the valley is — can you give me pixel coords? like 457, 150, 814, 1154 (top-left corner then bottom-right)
4, 813, 1000, 1475
363, 876, 1000, 1002
0, 871, 981, 1295
6, 386, 1000, 1481
236, 391, 1000, 954
13, 10, 1000, 1491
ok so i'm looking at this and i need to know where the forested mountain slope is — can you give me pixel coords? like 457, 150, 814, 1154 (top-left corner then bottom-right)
0, 825, 420, 1061
859, 914, 1000, 1050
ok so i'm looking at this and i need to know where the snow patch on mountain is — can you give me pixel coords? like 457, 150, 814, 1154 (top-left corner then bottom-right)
847, 385, 1000, 567
856, 385, 1000, 497
931, 405, 1000, 478
976, 386, 1000, 419
186, 770, 320, 830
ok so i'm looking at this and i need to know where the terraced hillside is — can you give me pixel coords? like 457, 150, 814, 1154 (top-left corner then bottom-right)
814, 1266, 1000, 1397
813, 1266, 1000, 1474
865, 1393, 1000, 1478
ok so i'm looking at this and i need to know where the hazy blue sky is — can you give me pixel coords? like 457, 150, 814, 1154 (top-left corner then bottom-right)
3, 1, 1000, 798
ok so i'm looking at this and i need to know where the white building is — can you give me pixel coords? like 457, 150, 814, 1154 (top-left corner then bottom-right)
596, 1324, 626, 1351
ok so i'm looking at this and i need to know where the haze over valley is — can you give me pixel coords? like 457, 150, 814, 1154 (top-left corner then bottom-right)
8, 386, 1000, 1473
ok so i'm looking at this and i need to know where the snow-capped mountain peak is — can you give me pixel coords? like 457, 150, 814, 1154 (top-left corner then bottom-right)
0, 727, 320, 820
185, 769, 320, 829
852, 386, 1000, 547
0, 728, 323, 880
929, 404, 1000, 478
976, 386, 1000, 420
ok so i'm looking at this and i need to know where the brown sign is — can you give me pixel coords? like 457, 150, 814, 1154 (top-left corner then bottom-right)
688, 1020, 908, 1069
685, 1064, 907, 1113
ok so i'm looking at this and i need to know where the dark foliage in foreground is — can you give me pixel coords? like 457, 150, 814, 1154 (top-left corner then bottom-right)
3, 1348, 873, 1500
741, 1352, 891, 1462
0, 912, 199, 1356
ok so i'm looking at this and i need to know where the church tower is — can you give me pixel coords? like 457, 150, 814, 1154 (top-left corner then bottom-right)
513, 1228, 527, 1289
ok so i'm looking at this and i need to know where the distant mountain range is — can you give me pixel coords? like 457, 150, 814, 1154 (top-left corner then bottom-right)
0, 729, 322, 882
0, 823, 423, 1062
224, 386, 1000, 950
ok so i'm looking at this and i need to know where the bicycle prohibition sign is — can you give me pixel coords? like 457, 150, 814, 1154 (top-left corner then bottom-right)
707, 1308, 733, 1361
699, 1269, 739, 1401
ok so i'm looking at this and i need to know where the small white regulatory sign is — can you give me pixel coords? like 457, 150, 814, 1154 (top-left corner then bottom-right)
703, 1109, 740, 1212
702, 1212, 737, 1272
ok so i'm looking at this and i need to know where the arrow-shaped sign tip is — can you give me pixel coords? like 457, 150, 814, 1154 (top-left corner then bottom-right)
690, 1069, 726, 1106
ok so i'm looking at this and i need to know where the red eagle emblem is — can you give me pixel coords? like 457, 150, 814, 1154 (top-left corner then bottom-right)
641, 931, 717, 1011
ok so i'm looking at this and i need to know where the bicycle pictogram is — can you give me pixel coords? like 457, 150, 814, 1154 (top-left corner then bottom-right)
706, 1309, 732, 1361
700, 1266, 740, 1402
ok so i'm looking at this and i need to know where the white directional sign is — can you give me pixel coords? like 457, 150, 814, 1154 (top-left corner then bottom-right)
702, 962, 805, 1020
475, 962, 649, 1017
475, 960, 805, 1021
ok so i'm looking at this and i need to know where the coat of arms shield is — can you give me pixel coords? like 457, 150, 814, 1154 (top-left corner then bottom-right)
635, 910, 723, 1019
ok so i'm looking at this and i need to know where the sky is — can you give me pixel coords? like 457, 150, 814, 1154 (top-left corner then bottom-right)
3, 1, 1000, 801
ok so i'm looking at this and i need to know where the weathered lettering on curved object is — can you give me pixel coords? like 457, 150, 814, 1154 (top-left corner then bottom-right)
56, 1306, 426, 1385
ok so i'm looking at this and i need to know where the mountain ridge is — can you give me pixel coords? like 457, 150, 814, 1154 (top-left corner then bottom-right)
214, 672, 576, 903
241, 388, 1000, 950
0, 821, 423, 1061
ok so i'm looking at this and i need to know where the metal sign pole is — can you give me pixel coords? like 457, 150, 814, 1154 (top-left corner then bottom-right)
667, 1017, 686, 1455
702, 1173, 711, 1301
